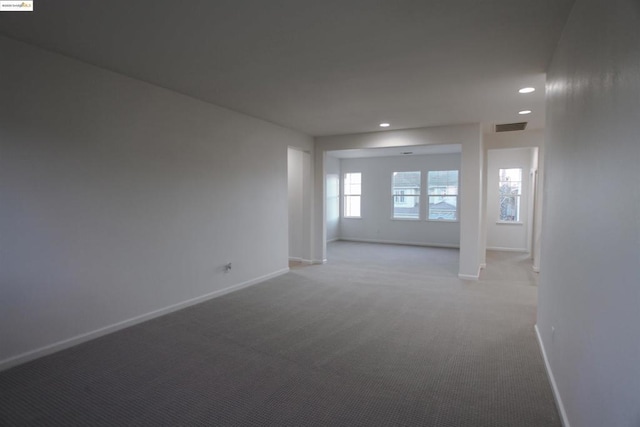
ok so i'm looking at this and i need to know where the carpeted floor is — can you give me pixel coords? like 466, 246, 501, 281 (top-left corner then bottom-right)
0, 242, 560, 426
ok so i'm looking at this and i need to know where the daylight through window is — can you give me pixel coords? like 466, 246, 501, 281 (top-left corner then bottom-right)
427, 170, 459, 221
343, 172, 362, 218
498, 168, 522, 222
392, 171, 420, 219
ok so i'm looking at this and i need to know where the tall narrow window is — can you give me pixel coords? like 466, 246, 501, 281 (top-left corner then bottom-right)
343, 172, 361, 218
392, 171, 420, 219
498, 168, 522, 222
326, 174, 340, 223
428, 170, 459, 221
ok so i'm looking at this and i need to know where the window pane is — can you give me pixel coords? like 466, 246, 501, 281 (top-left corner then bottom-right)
344, 172, 361, 195
392, 171, 420, 219
427, 170, 459, 220
344, 195, 361, 217
343, 172, 362, 218
392, 171, 421, 190
428, 170, 459, 195
499, 168, 522, 221
326, 174, 340, 222
393, 195, 420, 219
499, 195, 520, 221
428, 196, 458, 220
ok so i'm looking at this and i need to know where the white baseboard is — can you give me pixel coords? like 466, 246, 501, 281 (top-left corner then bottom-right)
338, 237, 459, 249
289, 257, 313, 265
0, 268, 289, 372
312, 259, 327, 265
480, 263, 487, 269
486, 246, 529, 253
326, 237, 339, 243
458, 265, 481, 281
535, 324, 570, 427
532, 265, 540, 273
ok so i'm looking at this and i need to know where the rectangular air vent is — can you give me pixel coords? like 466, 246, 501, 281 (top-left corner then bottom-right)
495, 122, 527, 132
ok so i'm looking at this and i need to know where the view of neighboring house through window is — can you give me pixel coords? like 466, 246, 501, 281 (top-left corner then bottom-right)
343, 172, 362, 218
498, 168, 522, 222
392, 171, 420, 219
427, 170, 459, 221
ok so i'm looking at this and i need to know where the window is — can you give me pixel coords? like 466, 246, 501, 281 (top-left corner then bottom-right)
427, 170, 459, 221
392, 171, 420, 219
343, 172, 361, 218
326, 174, 340, 223
498, 168, 522, 222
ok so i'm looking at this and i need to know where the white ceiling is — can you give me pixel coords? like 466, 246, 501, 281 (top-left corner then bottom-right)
0, 0, 574, 137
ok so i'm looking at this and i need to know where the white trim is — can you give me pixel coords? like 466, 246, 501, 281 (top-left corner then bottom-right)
312, 259, 327, 264
532, 265, 540, 273
288, 257, 313, 265
338, 237, 459, 249
479, 263, 487, 269
535, 324, 570, 427
326, 237, 339, 243
458, 265, 481, 280
0, 268, 289, 372
486, 246, 529, 253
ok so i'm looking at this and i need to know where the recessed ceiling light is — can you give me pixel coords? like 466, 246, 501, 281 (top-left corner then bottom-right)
379, 123, 390, 127
519, 87, 535, 94
518, 110, 532, 115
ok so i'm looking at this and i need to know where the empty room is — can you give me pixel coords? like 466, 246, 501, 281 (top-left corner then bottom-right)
1, 1, 638, 426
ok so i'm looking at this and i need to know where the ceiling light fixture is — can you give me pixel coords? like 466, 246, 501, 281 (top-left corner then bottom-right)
519, 87, 535, 94
518, 110, 532, 115
379, 123, 390, 127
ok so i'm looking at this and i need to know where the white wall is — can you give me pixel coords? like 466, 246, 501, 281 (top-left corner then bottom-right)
325, 154, 340, 242
537, 1, 640, 426
339, 154, 461, 247
314, 124, 483, 278
486, 148, 534, 252
0, 36, 313, 369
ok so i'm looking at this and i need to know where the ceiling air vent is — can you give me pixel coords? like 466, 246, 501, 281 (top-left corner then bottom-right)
495, 122, 527, 132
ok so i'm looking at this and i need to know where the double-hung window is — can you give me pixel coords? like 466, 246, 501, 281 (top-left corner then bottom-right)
343, 172, 362, 218
427, 170, 459, 221
498, 168, 522, 222
392, 171, 420, 219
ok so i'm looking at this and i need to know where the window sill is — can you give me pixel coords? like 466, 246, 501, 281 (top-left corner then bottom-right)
495, 221, 524, 225
343, 217, 362, 220
427, 219, 459, 223
391, 217, 421, 221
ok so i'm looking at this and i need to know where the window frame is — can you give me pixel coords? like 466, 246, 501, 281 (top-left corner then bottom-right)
427, 170, 459, 222
391, 171, 421, 220
343, 172, 362, 219
497, 168, 523, 223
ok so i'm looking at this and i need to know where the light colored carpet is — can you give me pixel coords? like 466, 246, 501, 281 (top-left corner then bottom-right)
0, 242, 560, 426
